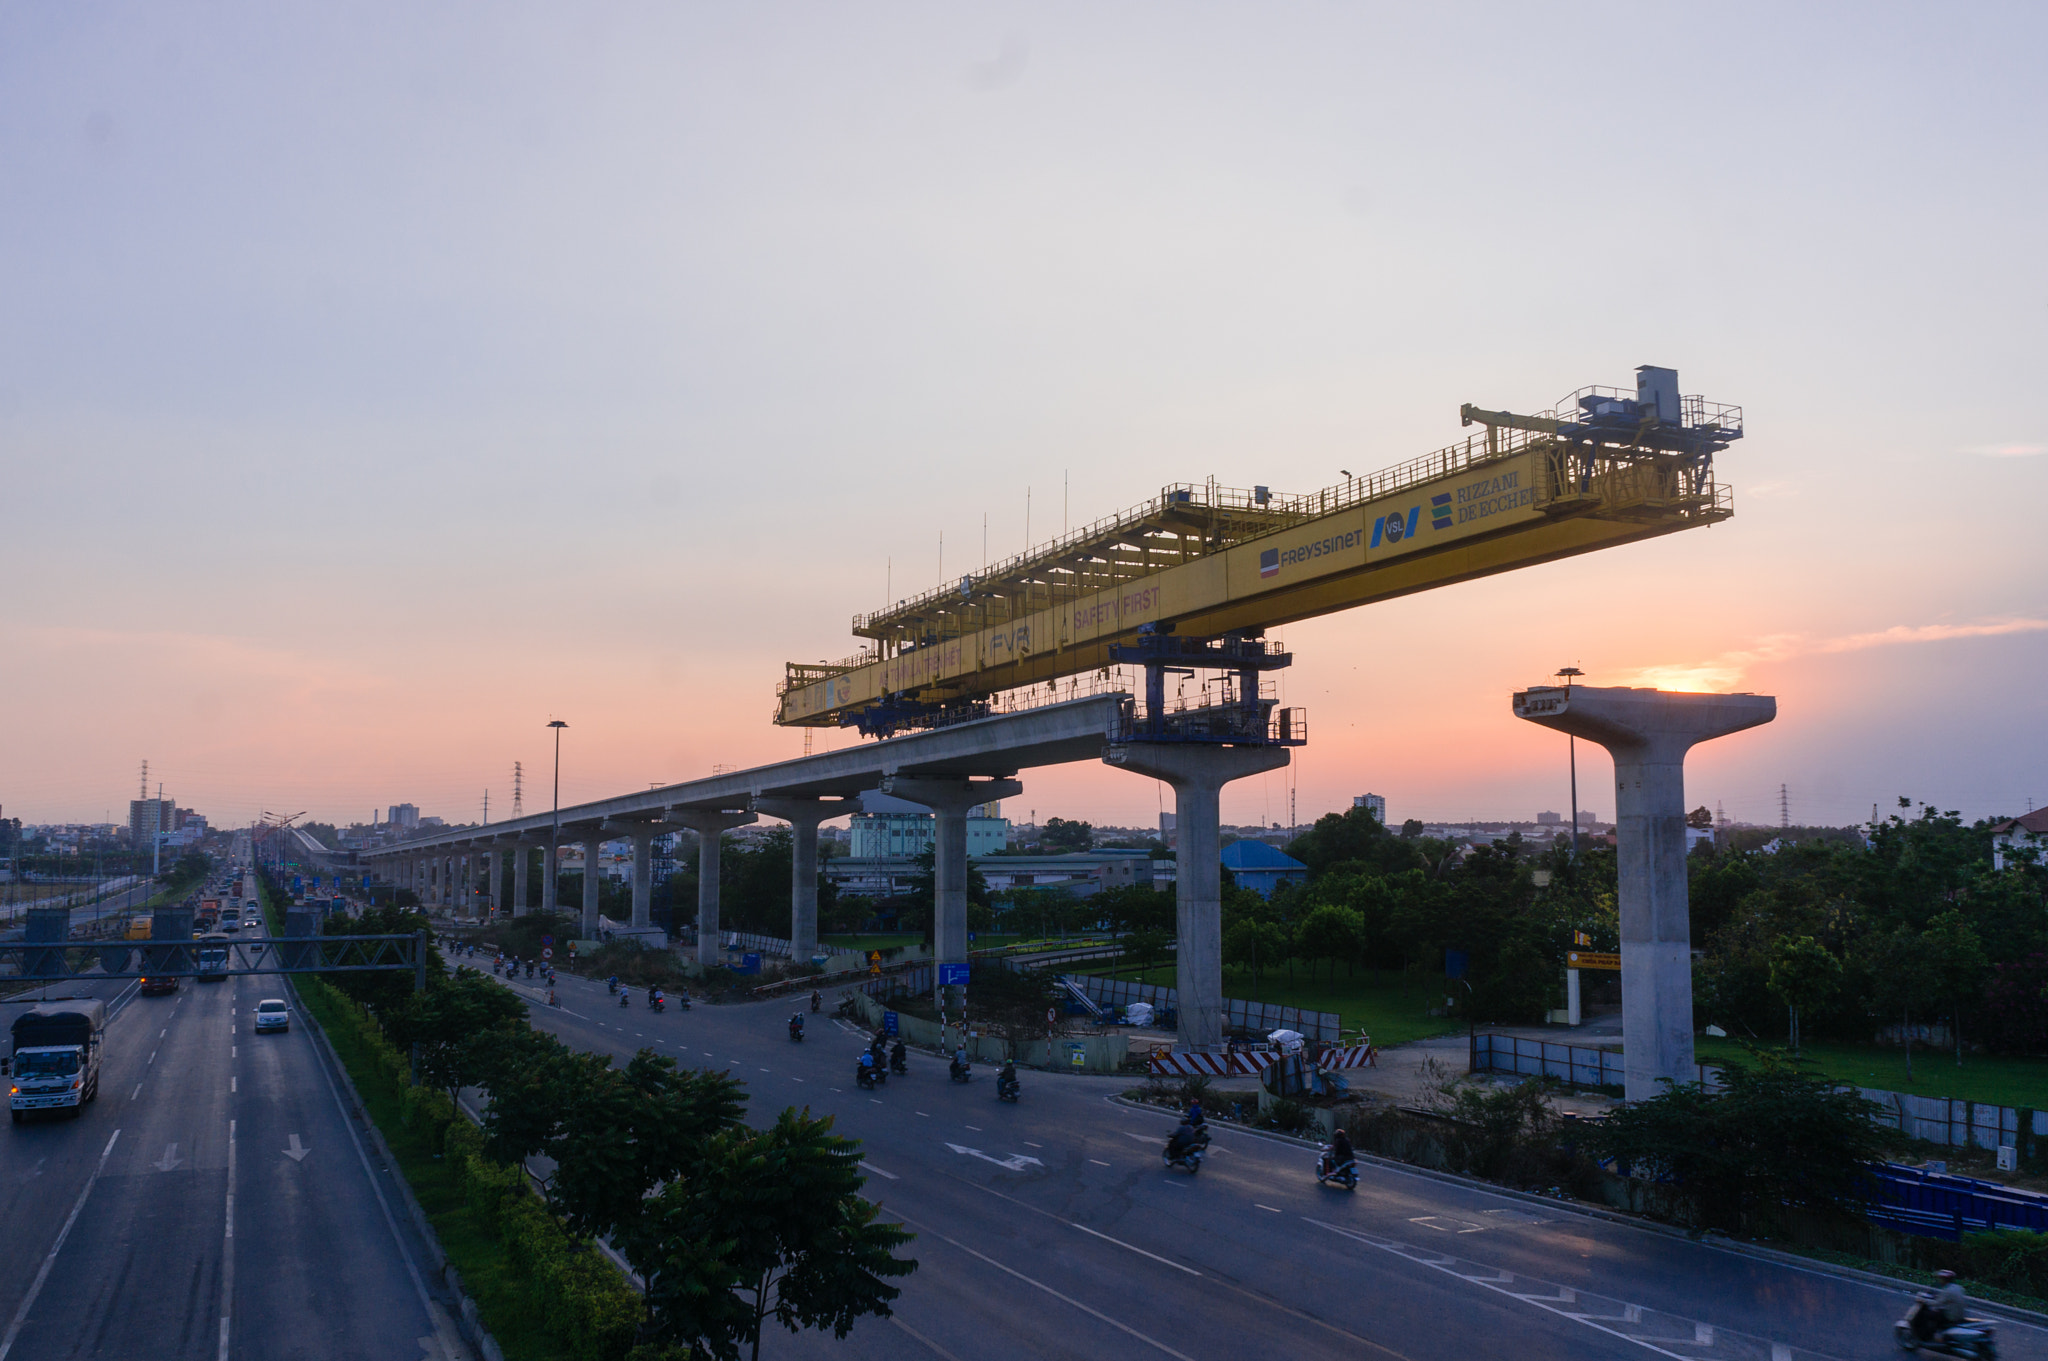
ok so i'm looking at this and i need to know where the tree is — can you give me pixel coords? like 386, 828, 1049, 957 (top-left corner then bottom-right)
382, 968, 529, 1099
634, 1108, 918, 1361
546, 1051, 748, 1258
1296, 904, 1361, 980
1921, 909, 1989, 1066
1766, 935, 1841, 1055
1859, 925, 1938, 1082
1222, 917, 1289, 987
1039, 817, 1093, 852
1585, 1050, 1892, 1234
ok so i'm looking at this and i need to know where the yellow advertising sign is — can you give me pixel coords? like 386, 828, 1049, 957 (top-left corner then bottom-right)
1567, 951, 1620, 971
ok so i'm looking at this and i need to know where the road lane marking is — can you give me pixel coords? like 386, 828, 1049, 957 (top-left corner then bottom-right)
161, 1029, 167, 1038
231, 1076, 237, 1093
1089, 1159, 1111, 1167
860, 1161, 900, 1181
965, 1125, 981, 1131
284, 1134, 310, 1163
916, 1111, 930, 1118
132, 1084, 143, 1101
1070, 1223, 1202, 1277
871, 1098, 883, 1104
156, 1143, 182, 1172
1256, 1205, 1282, 1213
885, 1211, 1195, 1361
149, 1051, 157, 1064
0, 1126, 123, 1358
946, 1143, 1044, 1172
220, 1119, 235, 1361
231, 1046, 236, 1058
1023, 1141, 1042, 1148
890, 1314, 965, 1361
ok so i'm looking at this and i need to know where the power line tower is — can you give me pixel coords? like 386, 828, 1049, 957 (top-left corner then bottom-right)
512, 762, 524, 818
1779, 784, 1790, 829
138, 760, 148, 801
482, 789, 490, 825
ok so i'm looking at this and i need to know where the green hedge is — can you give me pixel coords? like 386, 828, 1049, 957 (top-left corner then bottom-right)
304, 980, 645, 1360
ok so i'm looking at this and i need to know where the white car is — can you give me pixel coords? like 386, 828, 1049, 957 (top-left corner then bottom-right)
253, 999, 290, 1033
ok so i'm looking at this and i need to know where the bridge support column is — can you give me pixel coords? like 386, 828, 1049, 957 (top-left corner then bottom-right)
752, 797, 856, 961
1103, 744, 1290, 1053
485, 845, 503, 917
541, 841, 559, 916
1514, 685, 1775, 1101
882, 777, 1023, 1031
673, 808, 758, 967
577, 829, 608, 940
511, 842, 531, 918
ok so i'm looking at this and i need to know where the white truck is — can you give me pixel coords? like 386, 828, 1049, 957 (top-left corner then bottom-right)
8, 1000, 107, 1122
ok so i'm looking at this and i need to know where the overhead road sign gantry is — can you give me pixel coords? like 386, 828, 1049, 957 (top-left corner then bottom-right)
777, 366, 1740, 735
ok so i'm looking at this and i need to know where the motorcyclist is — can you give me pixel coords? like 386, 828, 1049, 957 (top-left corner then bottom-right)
810, 989, 822, 1013
1166, 1119, 1200, 1163
608, 974, 620, 994
856, 1050, 878, 1087
1914, 1269, 1969, 1341
1323, 1128, 1356, 1181
950, 1044, 970, 1079
997, 1060, 1019, 1097
1185, 1099, 1207, 1134
650, 986, 665, 1008
619, 988, 632, 1008
789, 1013, 805, 1038
890, 1040, 908, 1074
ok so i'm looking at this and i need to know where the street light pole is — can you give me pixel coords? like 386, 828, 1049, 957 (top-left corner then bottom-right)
548, 719, 569, 917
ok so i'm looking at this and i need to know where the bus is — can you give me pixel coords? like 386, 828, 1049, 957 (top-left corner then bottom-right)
195, 933, 230, 983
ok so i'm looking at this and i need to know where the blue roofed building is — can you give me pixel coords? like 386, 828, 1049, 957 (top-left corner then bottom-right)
1220, 839, 1308, 897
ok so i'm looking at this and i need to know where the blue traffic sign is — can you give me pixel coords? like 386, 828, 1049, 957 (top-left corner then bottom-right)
883, 1011, 899, 1036
1444, 949, 1468, 979
938, 962, 970, 987
540, 935, 555, 947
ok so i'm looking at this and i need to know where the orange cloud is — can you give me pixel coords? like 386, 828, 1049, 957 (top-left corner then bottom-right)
1616, 617, 2048, 692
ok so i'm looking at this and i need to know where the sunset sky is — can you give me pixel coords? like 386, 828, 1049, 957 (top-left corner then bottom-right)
4, 3, 2043, 835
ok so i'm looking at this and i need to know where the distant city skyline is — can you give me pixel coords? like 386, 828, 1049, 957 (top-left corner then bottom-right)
3, 5, 2041, 830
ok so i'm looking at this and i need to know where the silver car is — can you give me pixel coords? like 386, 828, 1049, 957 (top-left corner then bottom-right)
253, 999, 290, 1033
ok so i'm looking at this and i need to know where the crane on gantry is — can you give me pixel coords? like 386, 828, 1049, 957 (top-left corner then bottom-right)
779, 365, 1740, 739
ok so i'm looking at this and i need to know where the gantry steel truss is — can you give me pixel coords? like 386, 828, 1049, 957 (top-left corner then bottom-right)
0, 933, 427, 983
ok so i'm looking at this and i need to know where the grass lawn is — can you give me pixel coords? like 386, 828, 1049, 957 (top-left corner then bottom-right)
1694, 1036, 2048, 1107
295, 981, 557, 1361
1085, 963, 1463, 1047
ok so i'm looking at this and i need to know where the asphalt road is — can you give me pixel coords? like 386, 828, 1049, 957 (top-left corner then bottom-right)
479, 958, 2048, 1361
0, 968, 468, 1361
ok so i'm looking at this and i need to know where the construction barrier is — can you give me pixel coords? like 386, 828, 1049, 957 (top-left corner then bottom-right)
1147, 1050, 1279, 1077
1318, 1042, 1378, 1069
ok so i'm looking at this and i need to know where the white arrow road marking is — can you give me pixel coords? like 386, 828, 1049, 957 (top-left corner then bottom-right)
859, 1160, 899, 1181
155, 1143, 181, 1172
944, 1142, 1045, 1172
283, 1134, 310, 1163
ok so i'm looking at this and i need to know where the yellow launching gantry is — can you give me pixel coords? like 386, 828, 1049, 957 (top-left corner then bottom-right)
779, 366, 1740, 738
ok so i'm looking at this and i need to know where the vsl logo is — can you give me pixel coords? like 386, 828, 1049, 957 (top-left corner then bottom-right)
1258, 548, 1280, 579
1430, 493, 1452, 531
1371, 506, 1420, 548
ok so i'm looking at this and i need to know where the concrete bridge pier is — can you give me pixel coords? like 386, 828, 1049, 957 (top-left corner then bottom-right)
575, 827, 609, 939
510, 840, 532, 917
1103, 744, 1290, 1053
540, 840, 559, 916
1514, 684, 1775, 1101
674, 808, 758, 967
883, 776, 1023, 1020
752, 796, 857, 962
483, 844, 503, 917
604, 819, 673, 933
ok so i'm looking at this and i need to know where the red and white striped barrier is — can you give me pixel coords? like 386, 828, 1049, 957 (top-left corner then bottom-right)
1146, 1050, 1278, 1077
1317, 1043, 1378, 1069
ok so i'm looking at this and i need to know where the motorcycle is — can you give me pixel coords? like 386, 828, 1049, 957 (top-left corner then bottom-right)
607, 980, 619, 995
649, 995, 666, 1013
788, 1021, 805, 1043
675, 993, 691, 1011
619, 992, 632, 1009
1163, 1135, 1206, 1175
996, 1075, 1020, 1103
1897, 1297, 1998, 1358
1316, 1145, 1358, 1191
855, 1061, 881, 1092
889, 1047, 908, 1077
949, 1059, 972, 1084
810, 992, 822, 1013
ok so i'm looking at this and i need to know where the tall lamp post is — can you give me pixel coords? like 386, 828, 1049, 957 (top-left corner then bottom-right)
548, 719, 568, 917
1555, 667, 1584, 862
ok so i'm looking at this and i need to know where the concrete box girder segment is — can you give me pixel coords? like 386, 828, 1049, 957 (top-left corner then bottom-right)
1513, 684, 1775, 1101
751, 796, 858, 961
1102, 743, 1290, 1052
360, 695, 1122, 872
671, 808, 758, 967
881, 777, 1023, 985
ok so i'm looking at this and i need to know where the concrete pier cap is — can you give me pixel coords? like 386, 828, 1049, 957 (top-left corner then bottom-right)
1512, 684, 1775, 1101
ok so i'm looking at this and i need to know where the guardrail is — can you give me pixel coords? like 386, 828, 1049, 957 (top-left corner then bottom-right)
1867, 1165, 2048, 1241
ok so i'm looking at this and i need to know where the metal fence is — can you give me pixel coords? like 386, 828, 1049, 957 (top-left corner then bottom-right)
1068, 974, 1342, 1042
712, 931, 861, 961
1867, 1165, 2048, 1240
1471, 1033, 1635, 1088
